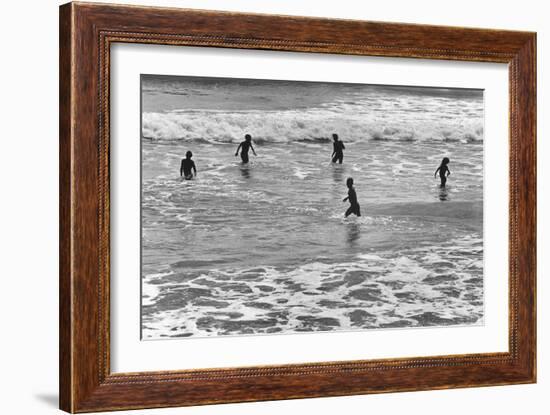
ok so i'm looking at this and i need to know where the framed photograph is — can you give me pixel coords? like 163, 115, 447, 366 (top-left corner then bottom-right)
59, 2, 536, 412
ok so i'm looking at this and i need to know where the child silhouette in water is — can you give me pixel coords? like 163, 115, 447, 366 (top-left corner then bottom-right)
434, 157, 451, 187
331, 133, 345, 164
343, 177, 361, 217
180, 151, 197, 180
235, 134, 257, 164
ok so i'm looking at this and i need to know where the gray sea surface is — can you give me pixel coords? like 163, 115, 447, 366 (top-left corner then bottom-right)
141, 75, 484, 339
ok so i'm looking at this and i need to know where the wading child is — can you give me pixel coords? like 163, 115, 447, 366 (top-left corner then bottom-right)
180, 151, 197, 180
331, 133, 346, 164
235, 134, 257, 164
434, 157, 451, 187
343, 177, 361, 217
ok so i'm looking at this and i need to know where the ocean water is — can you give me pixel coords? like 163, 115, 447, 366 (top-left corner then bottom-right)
141, 75, 484, 339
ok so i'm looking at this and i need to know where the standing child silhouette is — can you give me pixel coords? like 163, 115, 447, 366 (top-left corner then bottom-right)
434, 157, 451, 187
331, 133, 345, 164
180, 151, 197, 180
343, 177, 361, 217
235, 134, 257, 164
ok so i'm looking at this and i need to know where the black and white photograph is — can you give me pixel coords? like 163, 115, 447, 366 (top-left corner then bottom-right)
2, 0, 545, 413
140, 74, 484, 340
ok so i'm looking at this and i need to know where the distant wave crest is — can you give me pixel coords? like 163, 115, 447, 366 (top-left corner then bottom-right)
142, 110, 484, 144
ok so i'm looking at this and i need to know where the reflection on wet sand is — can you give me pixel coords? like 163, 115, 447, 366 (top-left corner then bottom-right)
346, 221, 361, 247
331, 164, 345, 183
240, 165, 251, 179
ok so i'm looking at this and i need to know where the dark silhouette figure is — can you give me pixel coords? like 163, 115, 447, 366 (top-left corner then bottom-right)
180, 150, 197, 180
343, 177, 361, 217
331, 133, 345, 164
235, 134, 257, 163
434, 157, 451, 187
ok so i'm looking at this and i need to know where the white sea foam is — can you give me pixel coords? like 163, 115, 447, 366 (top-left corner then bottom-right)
142, 109, 484, 144
140, 77, 485, 340
142, 234, 484, 339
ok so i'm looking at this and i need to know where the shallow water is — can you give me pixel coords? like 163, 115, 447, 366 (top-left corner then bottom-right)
141, 76, 484, 339
141, 139, 483, 339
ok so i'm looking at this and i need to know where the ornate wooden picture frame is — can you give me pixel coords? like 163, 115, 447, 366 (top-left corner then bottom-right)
59, 2, 536, 412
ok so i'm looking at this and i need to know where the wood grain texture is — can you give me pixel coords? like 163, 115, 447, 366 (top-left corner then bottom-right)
59, 2, 536, 412
59, 3, 73, 411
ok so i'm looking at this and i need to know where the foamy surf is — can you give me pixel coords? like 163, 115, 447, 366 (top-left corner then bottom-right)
140, 75, 485, 340
142, 110, 483, 144
142, 234, 483, 339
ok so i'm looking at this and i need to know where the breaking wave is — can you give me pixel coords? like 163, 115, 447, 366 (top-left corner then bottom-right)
142, 110, 484, 144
